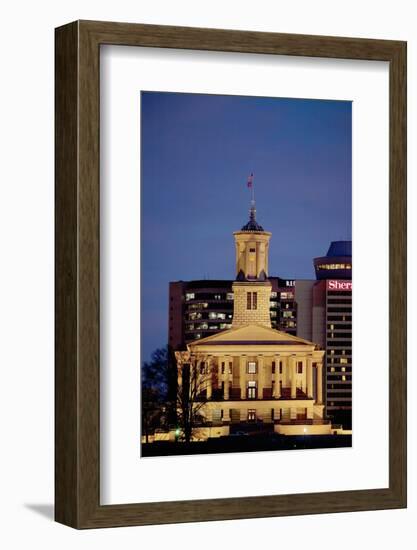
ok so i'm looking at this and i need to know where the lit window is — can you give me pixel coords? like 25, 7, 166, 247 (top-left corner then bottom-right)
247, 361, 257, 374
247, 381, 257, 399
214, 294, 222, 300
271, 292, 277, 299
226, 293, 234, 300
331, 367, 335, 372
340, 358, 348, 364
218, 313, 226, 320
342, 375, 346, 381
247, 409, 256, 421
341, 367, 346, 372
185, 293, 195, 301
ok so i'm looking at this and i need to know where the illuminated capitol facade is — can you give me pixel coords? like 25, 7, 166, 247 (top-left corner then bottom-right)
175, 200, 332, 437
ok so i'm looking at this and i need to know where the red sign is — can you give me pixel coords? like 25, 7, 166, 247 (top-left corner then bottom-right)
327, 280, 352, 291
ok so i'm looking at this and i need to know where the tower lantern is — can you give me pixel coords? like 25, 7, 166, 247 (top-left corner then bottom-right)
232, 180, 272, 328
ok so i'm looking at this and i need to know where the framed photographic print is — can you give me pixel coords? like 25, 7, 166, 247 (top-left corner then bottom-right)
55, 20, 406, 528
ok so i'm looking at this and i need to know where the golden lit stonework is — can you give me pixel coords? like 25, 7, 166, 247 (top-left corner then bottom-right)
175, 201, 330, 438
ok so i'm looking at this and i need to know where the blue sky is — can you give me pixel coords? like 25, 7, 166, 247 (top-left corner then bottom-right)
141, 91, 352, 361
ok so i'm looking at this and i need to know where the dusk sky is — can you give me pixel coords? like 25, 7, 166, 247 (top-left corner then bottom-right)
141, 92, 352, 362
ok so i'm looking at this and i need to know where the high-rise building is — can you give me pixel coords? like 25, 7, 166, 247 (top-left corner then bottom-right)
169, 277, 296, 351
295, 241, 352, 428
175, 201, 330, 437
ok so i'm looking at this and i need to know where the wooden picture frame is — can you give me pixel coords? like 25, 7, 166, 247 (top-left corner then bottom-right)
55, 20, 407, 528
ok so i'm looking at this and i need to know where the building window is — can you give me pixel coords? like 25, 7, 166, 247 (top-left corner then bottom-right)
340, 357, 348, 364
297, 361, 303, 374
247, 409, 256, 421
185, 293, 195, 301
214, 294, 222, 300
200, 362, 206, 374
226, 292, 234, 300
249, 247, 256, 253
246, 292, 258, 310
229, 362, 233, 374
221, 362, 225, 374
247, 381, 257, 399
271, 361, 276, 374
247, 361, 257, 374
279, 361, 283, 374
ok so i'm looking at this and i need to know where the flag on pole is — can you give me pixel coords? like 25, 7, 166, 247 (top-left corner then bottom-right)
247, 173, 254, 188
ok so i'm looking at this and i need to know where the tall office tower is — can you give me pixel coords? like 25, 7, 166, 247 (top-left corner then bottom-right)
295, 241, 352, 428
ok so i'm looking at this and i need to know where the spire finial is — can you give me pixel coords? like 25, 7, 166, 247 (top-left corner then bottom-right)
247, 173, 255, 218
241, 173, 265, 232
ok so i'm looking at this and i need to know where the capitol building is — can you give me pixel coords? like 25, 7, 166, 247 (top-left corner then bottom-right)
175, 200, 331, 438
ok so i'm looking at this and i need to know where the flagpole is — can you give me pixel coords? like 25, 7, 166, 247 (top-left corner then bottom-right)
251, 174, 255, 206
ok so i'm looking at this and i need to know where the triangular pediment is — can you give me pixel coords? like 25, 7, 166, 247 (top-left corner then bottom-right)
188, 324, 317, 348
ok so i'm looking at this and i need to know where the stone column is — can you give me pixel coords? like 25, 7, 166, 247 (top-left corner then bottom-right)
257, 355, 264, 400
273, 355, 281, 398
206, 359, 212, 400
290, 356, 297, 399
177, 361, 183, 389
307, 357, 313, 398
239, 356, 246, 400
224, 356, 230, 400
316, 361, 323, 404
283, 355, 289, 387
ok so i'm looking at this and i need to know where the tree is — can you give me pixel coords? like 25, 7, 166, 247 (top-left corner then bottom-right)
141, 346, 170, 443
175, 353, 212, 443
